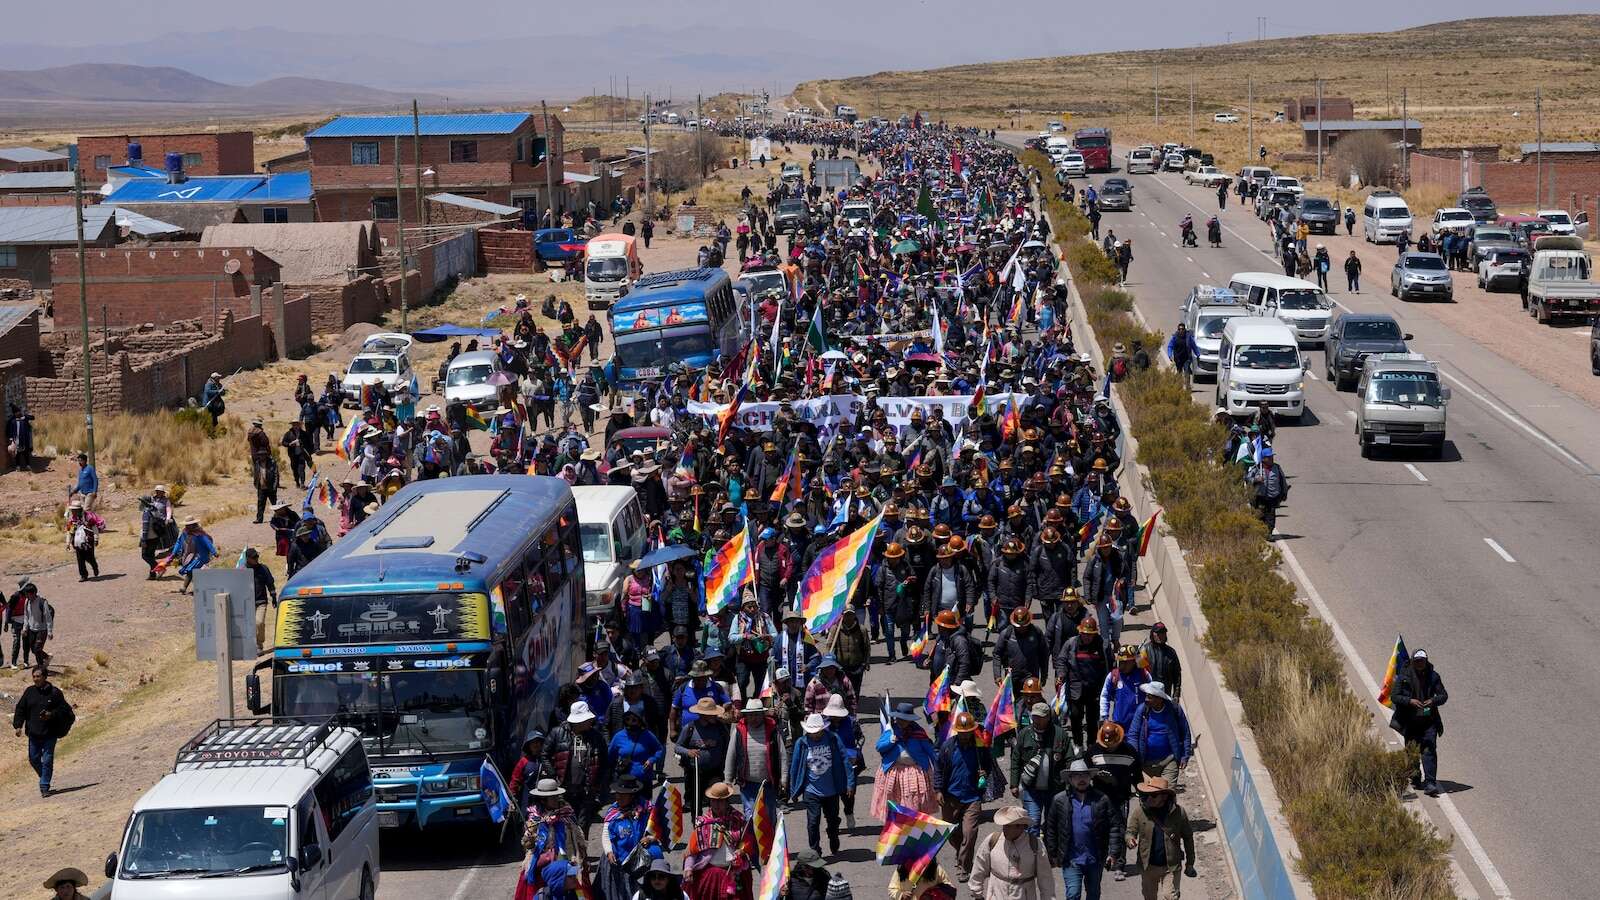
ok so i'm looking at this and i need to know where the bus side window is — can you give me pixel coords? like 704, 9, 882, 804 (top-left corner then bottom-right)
522, 544, 546, 617
543, 535, 567, 599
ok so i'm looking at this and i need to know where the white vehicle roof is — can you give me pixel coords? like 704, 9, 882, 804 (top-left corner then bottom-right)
448, 349, 500, 369
138, 721, 361, 813
1436, 207, 1473, 218
1187, 284, 1241, 305
573, 485, 639, 522
1223, 316, 1300, 344
1366, 193, 1410, 209
360, 332, 413, 353
1362, 352, 1436, 374
587, 238, 634, 258
1229, 272, 1323, 292
1536, 209, 1571, 219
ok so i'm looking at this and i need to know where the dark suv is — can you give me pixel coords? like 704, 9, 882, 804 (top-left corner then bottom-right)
1297, 196, 1338, 234
1459, 188, 1498, 223
1324, 312, 1412, 390
774, 198, 810, 233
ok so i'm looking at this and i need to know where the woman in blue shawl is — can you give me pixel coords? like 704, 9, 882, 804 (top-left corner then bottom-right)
871, 702, 939, 817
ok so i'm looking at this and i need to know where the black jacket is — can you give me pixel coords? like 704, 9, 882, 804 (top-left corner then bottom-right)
988, 557, 1030, 615
929, 630, 975, 685
1141, 641, 1182, 700
1044, 786, 1123, 864
1028, 542, 1078, 603
12, 682, 73, 739
1389, 662, 1447, 737
1056, 635, 1109, 701
920, 562, 976, 620
992, 624, 1050, 683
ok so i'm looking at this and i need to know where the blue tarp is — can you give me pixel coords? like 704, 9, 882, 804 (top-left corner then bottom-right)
411, 324, 502, 342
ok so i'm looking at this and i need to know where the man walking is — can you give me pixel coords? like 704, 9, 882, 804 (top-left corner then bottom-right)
1044, 757, 1121, 900
789, 712, 853, 857
1124, 682, 1191, 784
1344, 251, 1362, 293
1124, 777, 1197, 899
13, 666, 74, 797
242, 548, 279, 654
68, 452, 98, 511
935, 711, 995, 882
1389, 648, 1447, 796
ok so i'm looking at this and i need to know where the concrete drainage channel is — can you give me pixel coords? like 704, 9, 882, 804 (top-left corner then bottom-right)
1048, 207, 1314, 899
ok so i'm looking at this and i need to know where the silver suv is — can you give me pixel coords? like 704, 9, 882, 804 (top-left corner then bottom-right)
1391, 252, 1454, 302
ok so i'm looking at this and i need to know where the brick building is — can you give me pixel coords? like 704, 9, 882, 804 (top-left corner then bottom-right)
0, 148, 71, 173
0, 304, 42, 376
50, 244, 283, 330
306, 112, 564, 225
1410, 150, 1600, 207
77, 131, 255, 184
0, 206, 181, 290
1284, 96, 1355, 122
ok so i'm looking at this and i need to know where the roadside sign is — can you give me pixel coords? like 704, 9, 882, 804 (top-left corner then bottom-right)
193, 569, 255, 662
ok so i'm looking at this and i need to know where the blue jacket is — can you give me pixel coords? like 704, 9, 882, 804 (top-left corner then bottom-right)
1126, 701, 1192, 765
933, 736, 994, 805
608, 727, 665, 782
789, 730, 854, 799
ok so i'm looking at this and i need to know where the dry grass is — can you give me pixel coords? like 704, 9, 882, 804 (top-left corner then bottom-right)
33, 410, 245, 488
803, 15, 1600, 175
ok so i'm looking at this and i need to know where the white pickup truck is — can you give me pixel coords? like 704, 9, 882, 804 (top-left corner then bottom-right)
1184, 165, 1229, 187
1524, 235, 1600, 325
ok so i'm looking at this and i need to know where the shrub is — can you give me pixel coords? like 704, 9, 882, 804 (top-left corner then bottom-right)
1025, 159, 1456, 898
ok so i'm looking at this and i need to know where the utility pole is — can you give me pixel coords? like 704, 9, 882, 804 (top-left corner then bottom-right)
643, 92, 653, 217
1154, 64, 1160, 127
1188, 75, 1195, 145
1400, 87, 1409, 188
392, 137, 408, 332
542, 100, 556, 224
696, 93, 704, 178
1315, 77, 1324, 181
1536, 88, 1544, 207
1247, 75, 1254, 161
72, 167, 94, 467
412, 99, 425, 227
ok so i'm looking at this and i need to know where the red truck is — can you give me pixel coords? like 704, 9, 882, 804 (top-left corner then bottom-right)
1073, 127, 1113, 173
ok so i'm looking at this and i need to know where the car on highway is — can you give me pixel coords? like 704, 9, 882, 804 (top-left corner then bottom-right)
1097, 182, 1132, 210
1391, 252, 1455, 302
1476, 246, 1529, 292
1163, 151, 1187, 171
774, 198, 810, 233
1183, 165, 1229, 187
1264, 175, 1304, 197
341, 333, 416, 405
442, 349, 503, 408
1214, 316, 1306, 419
1497, 213, 1553, 250
1467, 224, 1518, 266
1363, 191, 1413, 244
1429, 207, 1476, 240
1230, 272, 1334, 344
1213, 112, 1241, 123
1127, 147, 1158, 174
1058, 152, 1087, 178
1458, 187, 1498, 223
1524, 234, 1600, 325
1179, 285, 1248, 382
1237, 165, 1273, 189
1047, 120, 1066, 133
1323, 312, 1412, 390
1536, 208, 1578, 236
1296, 196, 1339, 235
1257, 190, 1299, 222
1356, 353, 1449, 458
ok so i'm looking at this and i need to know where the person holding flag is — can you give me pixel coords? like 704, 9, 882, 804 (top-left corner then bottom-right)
1387, 646, 1448, 797
932, 710, 996, 882
873, 701, 940, 818
599, 774, 663, 900
682, 782, 753, 900
729, 591, 777, 701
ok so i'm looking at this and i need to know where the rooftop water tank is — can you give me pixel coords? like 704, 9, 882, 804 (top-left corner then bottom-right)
127, 142, 142, 165
164, 151, 184, 184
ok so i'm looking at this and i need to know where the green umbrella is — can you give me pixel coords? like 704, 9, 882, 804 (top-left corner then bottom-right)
891, 239, 922, 255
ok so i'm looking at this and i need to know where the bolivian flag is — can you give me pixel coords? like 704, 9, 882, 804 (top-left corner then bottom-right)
1137, 508, 1162, 557
463, 405, 491, 431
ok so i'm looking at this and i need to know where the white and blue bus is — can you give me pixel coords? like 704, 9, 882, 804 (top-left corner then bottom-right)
247, 475, 584, 830
606, 267, 742, 388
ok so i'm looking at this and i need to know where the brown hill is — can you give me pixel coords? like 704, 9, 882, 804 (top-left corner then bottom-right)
0, 62, 437, 108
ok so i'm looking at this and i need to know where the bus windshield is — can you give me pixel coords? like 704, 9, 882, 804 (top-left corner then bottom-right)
277, 668, 491, 758
615, 331, 716, 369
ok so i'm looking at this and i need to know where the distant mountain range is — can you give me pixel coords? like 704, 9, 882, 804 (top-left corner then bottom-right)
0, 26, 931, 101
0, 63, 439, 108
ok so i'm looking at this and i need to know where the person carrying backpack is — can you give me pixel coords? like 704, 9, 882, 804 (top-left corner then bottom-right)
12, 665, 74, 797
1248, 446, 1289, 536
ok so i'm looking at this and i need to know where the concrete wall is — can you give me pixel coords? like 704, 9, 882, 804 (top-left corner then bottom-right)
50, 245, 281, 329
1, 245, 59, 290
0, 193, 78, 207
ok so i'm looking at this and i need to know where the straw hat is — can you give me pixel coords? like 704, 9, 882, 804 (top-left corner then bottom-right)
822, 694, 851, 718
44, 868, 89, 889
705, 781, 737, 800
1136, 776, 1175, 795
993, 806, 1029, 826
689, 696, 725, 717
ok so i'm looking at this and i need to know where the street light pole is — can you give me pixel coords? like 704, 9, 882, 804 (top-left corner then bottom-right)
643, 92, 653, 218
1247, 75, 1253, 162
1154, 64, 1160, 127
412, 99, 426, 227
1535, 88, 1544, 207
392, 136, 407, 333
72, 167, 94, 467
542, 100, 556, 224
1315, 77, 1324, 182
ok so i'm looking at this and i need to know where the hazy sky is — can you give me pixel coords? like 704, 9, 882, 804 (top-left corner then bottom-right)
7, 1, 1597, 70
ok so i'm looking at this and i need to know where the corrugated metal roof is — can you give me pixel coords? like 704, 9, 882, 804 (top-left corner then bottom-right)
105, 171, 313, 205
0, 205, 179, 243
1304, 119, 1422, 131
0, 172, 75, 190
563, 171, 600, 184
108, 164, 168, 178
0, 147, 68, 164
1519, 142, 1600, 154
426, 192, 521, 216
0, 303, 36, 337
306, 113, 532, 138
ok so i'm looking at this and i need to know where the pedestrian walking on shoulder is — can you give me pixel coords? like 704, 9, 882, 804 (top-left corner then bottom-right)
1215, 181, 1227, 211
642, 219, 654, 249
1125, 682, 1190, 785
13, 665, 74, 797
67, 452, 98, 511
242, 547, 278, 654
971, 806, 1056, 900
1313, 244, 1331, 292
9, 578, 53, 669
1389, 648, 1447, 796
64, 499, 104, 582
1344, 251, 1362, 293
1343, 206, 1356, 236
1125, 777, 1196, 899
1043, 757, 1121, 900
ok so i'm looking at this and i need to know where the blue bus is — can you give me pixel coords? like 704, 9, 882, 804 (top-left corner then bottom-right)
247, 475, 585, 829
607, 267, 743, 386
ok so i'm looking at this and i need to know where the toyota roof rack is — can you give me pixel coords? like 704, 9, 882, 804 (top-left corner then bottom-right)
174, 717, 343, 774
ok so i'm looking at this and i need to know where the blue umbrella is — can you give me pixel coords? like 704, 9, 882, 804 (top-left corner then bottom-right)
633, 544, 697, 569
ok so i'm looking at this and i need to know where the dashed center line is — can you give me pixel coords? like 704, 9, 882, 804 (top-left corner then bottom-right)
1404, 463, 1429, 482
1483, 537, 1516, 563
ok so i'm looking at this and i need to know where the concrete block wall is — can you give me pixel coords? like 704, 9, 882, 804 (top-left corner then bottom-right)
478, 228, 534, 273
50, 246, 281, 329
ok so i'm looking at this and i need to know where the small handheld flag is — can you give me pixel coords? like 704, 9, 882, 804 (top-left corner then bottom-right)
754, 816, 789, 900
875, 801, 955, 880
924, 665, 953, 718
1378, 635, 1409, 709
335, 416, 362, 460
984, 671, 1018, 740
752, 780, 778, 860
1137, 508, 1162, 557
479, 757, 510, 824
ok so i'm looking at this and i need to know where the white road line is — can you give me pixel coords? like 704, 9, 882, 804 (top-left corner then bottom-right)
1404, 463, 1429, 482
1344, 409, 1357, 419
1436, 369, 1587, 470
1305, 368, 1319, 380
447, 863, 487, 900
1278, 543, 1513, 898
1185, 255, 1195, 263
1483, 537, 1516, 563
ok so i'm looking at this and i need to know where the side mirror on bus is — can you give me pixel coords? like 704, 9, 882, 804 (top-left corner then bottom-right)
245, 672, 264, 715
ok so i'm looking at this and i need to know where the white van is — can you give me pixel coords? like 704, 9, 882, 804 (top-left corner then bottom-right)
1045, 135, 1071, 159
1215, 317, 1306, 418
574, 485, 648, 615
1179, 285, 1248, 382
1363, 192, 1413, 244
1227, 272, 1335, 344
107, 719, 378, 900
1127, 147, 1157, 174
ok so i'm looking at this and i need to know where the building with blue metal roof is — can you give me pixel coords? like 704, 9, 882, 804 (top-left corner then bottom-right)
307, 113, 532, 138
104, 171, 315, 228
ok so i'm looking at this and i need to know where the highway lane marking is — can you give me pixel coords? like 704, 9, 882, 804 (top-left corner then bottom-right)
1436, 369, 1588, 470
1483, 537, 1517, 563
1344, 410, 1357, 419
1278, 543, 1513, 898
1305, 368, 1319, 380
1143, 174, 1270, 255
1185, 255, 1195, 263
1404, 463, 1429, 482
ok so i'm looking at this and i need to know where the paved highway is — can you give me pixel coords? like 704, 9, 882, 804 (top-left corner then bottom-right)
1013, 135, 1600, 899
